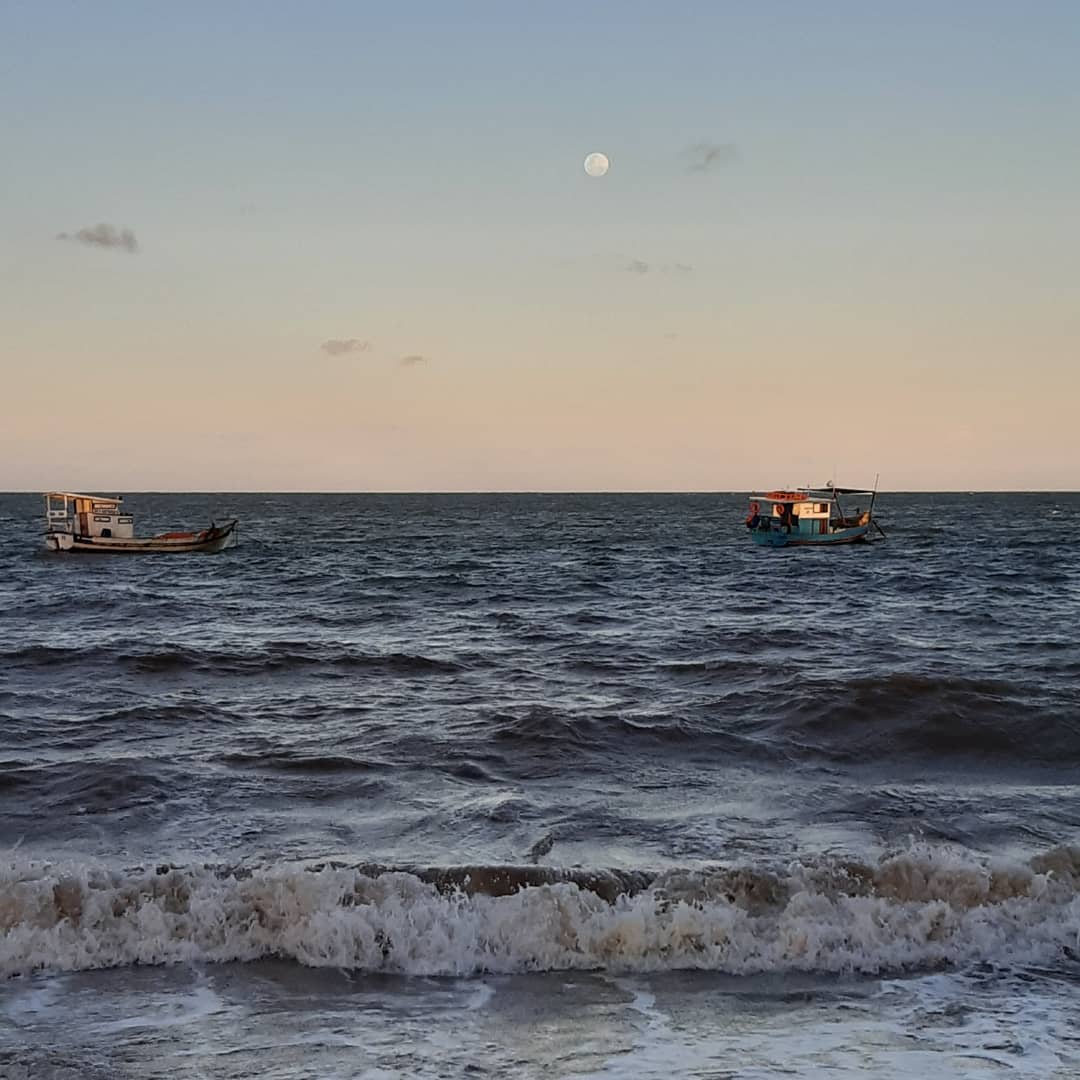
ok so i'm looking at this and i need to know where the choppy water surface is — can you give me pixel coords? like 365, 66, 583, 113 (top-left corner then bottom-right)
2, 492, 1079, 1077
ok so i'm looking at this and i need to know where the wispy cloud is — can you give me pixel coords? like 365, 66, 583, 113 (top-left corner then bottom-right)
399, 354, 429, 367
321, 338, 372, 357
56, 223, 138, 253
682, 141, 738, 173
622, 258, 694, 276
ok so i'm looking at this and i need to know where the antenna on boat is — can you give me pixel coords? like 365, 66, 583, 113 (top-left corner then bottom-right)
869, 473, 887, 540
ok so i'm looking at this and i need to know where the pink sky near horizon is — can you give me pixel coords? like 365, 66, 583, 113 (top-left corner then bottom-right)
3, 4, 1078, 492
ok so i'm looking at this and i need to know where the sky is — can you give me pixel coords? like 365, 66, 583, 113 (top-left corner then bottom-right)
2, 1, 1078, 491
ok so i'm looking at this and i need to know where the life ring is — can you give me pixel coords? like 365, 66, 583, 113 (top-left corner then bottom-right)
773, 503, 785, 517
748, 501, 760, 515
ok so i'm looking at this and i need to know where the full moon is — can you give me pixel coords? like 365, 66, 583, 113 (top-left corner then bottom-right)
583, 152, 610, 178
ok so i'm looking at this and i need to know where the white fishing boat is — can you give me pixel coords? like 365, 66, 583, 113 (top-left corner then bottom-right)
43, 492, 238, 554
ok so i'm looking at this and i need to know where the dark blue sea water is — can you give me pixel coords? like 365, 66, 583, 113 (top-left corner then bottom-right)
2, 492, 1079, 1078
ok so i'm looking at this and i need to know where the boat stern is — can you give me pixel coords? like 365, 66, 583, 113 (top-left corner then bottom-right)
44, 530, 75, 552
749, 525, 789, 547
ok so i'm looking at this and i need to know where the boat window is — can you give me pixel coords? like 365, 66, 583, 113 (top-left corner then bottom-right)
101, 528, 112, 538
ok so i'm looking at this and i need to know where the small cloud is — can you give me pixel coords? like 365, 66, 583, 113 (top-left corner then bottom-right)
399, 354, 428, 367
622, 258, 693, 276
663, 332, 679, 341
56, 223, 138, 253
682, 142, 738, 173
321, 338, 372, 356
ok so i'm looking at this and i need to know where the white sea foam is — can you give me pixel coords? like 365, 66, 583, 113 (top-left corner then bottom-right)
2, 846, 1080, 979
88, 980, 226, 1034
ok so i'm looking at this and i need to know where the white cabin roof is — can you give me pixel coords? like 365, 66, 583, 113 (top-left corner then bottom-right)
46, 492, 124, 503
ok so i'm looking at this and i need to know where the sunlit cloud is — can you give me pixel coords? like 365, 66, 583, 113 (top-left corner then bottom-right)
56, 223, 138, 253
321, 338, 372, 356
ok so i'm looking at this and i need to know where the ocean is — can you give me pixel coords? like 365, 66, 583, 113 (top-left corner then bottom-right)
1, 491, 1079, 1078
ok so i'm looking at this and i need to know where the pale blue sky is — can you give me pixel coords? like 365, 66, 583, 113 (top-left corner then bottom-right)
3, 2, 1078, 489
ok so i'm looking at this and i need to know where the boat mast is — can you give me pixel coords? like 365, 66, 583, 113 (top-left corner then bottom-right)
831, 483, 845, 525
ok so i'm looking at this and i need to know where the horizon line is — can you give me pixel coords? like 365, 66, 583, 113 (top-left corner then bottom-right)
4, 488, 1078, 496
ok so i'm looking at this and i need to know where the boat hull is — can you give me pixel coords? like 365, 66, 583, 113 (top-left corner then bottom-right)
749, 523, 870, 548
45, 521, 238, 554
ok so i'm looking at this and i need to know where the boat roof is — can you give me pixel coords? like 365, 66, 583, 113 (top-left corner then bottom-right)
751, 486, 875, 502
752, 491, 808, 503
45, 491, 123, 502
812, 485, 874, 496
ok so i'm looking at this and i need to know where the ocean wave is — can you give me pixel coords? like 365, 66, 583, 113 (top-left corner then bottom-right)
772, 674, 1080, 763
218, 751, 389, 773
0, 761, 36, 791
486, 707, 733, 754
482, 672, 1080, 765
0, 644, 98, 668
2, 759, 181, 817
3, 846, 1080, 980
0, 642, 464, 677
659, 658, 759, 676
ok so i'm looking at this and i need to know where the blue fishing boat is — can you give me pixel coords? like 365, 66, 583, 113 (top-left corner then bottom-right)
744, 482, 883, 547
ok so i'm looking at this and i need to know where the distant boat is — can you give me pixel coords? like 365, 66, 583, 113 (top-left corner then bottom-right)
44, 492, 238, 554
744, 482, 883, 548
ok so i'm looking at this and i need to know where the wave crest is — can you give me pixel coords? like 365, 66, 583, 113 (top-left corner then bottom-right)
3, 846, 1079, 980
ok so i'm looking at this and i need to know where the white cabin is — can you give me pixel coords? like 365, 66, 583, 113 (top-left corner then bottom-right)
45, 492, 135, 540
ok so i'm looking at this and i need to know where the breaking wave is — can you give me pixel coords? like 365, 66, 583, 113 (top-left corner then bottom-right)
4, 845, 1080, 980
